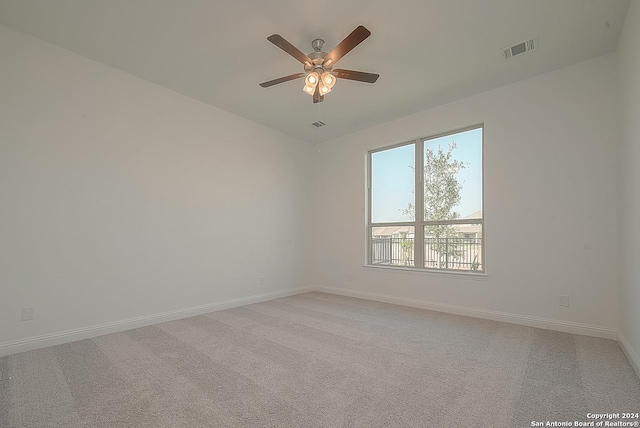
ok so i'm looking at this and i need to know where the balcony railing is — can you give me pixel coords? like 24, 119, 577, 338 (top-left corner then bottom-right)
371, 236, 415, 266
371, 236, 482, 271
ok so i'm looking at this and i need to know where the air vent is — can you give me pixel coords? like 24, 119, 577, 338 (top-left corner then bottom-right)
311, 121, 326, 128
502, 36, 538, 59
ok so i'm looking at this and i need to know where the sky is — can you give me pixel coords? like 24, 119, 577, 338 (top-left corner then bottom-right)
371, 127, 482, 223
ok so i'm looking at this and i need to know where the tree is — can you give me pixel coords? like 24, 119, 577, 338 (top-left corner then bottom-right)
398, 231, 413, 266
402, 142, 467, 268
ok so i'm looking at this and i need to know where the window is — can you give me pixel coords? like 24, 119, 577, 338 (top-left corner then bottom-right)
368, 125, 484, 272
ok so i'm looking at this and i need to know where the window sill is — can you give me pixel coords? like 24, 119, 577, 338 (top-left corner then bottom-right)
362, 265, 488, 280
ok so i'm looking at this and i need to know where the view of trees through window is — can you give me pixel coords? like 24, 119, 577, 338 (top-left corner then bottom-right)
369, 126, 483, 271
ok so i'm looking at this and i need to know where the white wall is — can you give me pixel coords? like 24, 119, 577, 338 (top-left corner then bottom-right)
0, 25, 312, 351
310, 54, 620, 334
618, 0, 640, 370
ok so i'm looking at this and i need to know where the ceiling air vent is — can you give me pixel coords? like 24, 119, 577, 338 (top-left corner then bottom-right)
311, 121, 326, 128
502, 36, 538, 59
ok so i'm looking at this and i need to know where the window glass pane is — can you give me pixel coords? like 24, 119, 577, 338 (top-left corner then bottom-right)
371, 226, 415, 267
423, 128, 482, 221
424, 223, 483, 271
371, 144, 415, 223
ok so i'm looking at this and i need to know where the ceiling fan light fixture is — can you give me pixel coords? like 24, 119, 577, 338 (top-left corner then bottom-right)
319, 83, 331, 94
305, 71, 319, 86
321, 72, 336, 88
303, 84, 315, 95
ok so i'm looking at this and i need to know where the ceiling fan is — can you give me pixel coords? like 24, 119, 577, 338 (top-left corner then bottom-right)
259, 26, 379, 103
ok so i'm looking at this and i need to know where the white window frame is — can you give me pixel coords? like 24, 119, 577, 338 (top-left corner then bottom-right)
366, 124, 485, 274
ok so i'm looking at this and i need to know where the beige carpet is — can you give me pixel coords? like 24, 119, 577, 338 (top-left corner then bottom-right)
0, 291, 638, 428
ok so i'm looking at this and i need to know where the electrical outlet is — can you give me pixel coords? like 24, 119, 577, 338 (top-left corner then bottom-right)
259, 277, 265, 286
21, 307, 34, 321
559, 296, 570, 307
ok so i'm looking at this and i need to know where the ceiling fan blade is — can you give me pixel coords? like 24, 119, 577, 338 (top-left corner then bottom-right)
313, 84, 321, 103
324, 26, 371, 66
334, 69, 379, 83
267, 34, 312, 65
259, 73, 305, 88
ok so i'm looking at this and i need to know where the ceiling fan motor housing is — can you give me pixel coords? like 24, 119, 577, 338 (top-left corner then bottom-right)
305, 52, 330, 72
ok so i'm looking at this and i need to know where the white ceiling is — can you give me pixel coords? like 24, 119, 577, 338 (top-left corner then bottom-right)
0, 0, 630, 143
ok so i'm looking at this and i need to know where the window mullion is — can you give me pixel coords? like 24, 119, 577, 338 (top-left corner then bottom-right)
414, 139, 424, 268
367, 152, 372, 265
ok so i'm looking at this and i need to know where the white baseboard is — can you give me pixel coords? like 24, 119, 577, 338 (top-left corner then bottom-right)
1, 285, 626, 361
617, 331, 640, 379
0, 287, 313, 357
313, 286, 618, 340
